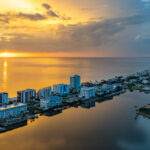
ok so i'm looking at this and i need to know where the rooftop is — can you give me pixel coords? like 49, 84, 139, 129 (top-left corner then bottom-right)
0, 103, 26, 111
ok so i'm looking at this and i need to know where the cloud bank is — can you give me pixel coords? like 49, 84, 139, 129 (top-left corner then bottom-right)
0, 0, 150, 57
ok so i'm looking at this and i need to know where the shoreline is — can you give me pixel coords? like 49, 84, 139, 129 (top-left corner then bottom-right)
1, 68, 150, 131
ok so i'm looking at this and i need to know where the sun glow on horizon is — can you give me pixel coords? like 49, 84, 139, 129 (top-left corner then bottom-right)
0, 52, 30, 57
0, 52, 67, 58
0, 52, 16, 57
0, 51, 100, 58
3, 52, 8, 57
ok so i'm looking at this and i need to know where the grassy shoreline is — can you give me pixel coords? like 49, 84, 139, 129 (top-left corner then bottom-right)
138, 106, 150, 118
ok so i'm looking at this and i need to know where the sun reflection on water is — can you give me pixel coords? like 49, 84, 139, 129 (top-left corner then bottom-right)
2, 60, 8, 91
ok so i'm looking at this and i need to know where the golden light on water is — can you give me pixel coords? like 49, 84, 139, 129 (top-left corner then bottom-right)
2, 61, 8, 91
4, 61, 7, 67
0, 52, 15, 57
0, 52, 43, 58
0, 52, 51, 57
0, 52, 94, 58
0, 52, 34, 57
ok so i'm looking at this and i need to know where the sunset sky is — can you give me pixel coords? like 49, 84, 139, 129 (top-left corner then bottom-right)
0, 0, 150, 57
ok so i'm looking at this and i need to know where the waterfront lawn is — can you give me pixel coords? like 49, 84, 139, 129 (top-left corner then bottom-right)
138, 107, 150, 117
128, 85, 144, 91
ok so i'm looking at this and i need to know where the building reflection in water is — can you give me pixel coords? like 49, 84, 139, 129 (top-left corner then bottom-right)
42, 110, 62, 117
2, 60, 8, 91
0, 120, 27, 134
81, 100, 96, 109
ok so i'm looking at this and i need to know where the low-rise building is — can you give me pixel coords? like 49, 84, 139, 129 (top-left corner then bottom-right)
0, 103, 27, 120
142, 80, 149, 85
99, 84, 122, 95
40, 99, 50, 110
40, 96, 62, 110
0, 93, 8, 106
8, 97, 17, 103
17, 89, 36, 104
107, 78, 118, 84
112, 84, 122, 91
79, 87, 96, 100
37, 86, 51, 99
53, 84, 69, 96
142, 86, 150, 91
99, 85, 113, 94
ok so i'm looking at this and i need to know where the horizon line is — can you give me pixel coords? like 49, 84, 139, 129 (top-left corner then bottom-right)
1, 56, 150, 59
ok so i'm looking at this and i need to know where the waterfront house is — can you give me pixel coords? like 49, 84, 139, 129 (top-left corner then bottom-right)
112, 84, 123, 91
99, 85, 113, 94
99, 83, 122, 95
142, 80, 149, 85
107, 78, 118, 84
142, 86, 150, 91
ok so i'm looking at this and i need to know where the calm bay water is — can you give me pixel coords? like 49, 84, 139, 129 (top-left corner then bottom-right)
1, 57, 150, 97
0, 57, 150, 150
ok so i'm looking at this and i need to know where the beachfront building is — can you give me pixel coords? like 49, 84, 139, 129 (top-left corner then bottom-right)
99, 84, 122, 95
37, 86, 51, 99
107, 78, 118, 84
142, 79, 149, 85
0, 103, 27, 120
0, 93, 8, 106
70, 75, 81, 90
40, 96, 62, 110
112, 84, 122, 90
40, 99, 49, 110
53, 84, 69, 96
79, 87, 96, 100
17, 89, 36, 104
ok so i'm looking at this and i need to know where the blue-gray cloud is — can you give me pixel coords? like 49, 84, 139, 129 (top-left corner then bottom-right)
42, 3, 59, 18
0, 3, 70, 22
18, 12, 47, 20
1, 13, 150, 56
42, 3, 51, 10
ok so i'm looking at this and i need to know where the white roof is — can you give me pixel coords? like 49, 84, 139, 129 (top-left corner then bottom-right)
0, 103, 26, 111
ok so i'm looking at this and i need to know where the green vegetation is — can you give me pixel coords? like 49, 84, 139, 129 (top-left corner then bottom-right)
138, 107, 150, 118
127, 85, 144, 91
